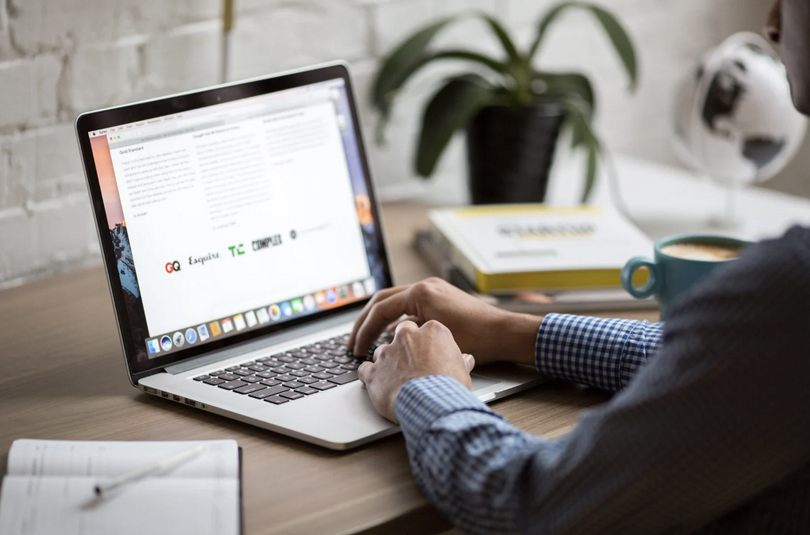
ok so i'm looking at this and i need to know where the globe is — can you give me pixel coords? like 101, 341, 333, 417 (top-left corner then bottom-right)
673, 32, 807, 186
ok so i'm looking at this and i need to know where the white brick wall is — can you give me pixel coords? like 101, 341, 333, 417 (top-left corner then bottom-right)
0, 0, 802, 286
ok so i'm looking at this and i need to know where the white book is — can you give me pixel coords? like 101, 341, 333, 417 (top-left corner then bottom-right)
0, 439, 241, 535
428, 205, 653, 294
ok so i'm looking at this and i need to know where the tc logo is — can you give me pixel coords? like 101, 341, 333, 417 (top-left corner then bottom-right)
228, 244, 245, 257
165, 260, 181, 273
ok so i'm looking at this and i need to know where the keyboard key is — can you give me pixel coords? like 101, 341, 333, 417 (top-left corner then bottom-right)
290, 370, 310, 378
264, 396, 289, 405
275, 374, 295, 382
340, 361, 361, 370
270, 366, 290, 374
194, 375, 210, 381
255, 385, 289, 397
314, 354, 333, 361
304, 365, 324, 373
278, 356, 296, 363
300, 358, 319, 366
296, 387, 319, 395
304, 346, 325, 354
282, 381, 304, 389
203, 377, 226, 385
249, 388, 279, 399
311, 381, 337, 391
233, 369, 253, 376
225, 365, 241, 371
280, 391, 305, 400
247, 365, 268, 372
234, 384, 266, 395
208, 370, 225, 376
255, 356, 273, 363
256, 371, 276, 379
241, 376, 262, 383
260, 379, 282, 387
289, 350, 310, 358
286, 362, 305, 370
319, 362, 339, 369
218, 373, 239, 381
333, 356, 352, 364
312, 372, 332, 380
327, 371, 358, 385
298, 376, 318, 384
219, 380, 248, 390
327, 349, 348, 356
241, 361, 255, 366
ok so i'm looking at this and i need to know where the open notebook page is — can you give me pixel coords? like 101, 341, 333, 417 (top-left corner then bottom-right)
0, 439, 240, 535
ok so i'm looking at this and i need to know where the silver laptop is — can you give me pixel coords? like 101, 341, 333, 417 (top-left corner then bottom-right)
75, 63, 545, 450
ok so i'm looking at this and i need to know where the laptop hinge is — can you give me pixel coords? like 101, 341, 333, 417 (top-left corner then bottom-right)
163, 309, 360, 375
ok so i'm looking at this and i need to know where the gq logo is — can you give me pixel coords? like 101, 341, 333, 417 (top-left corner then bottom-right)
165, 260, 182, 273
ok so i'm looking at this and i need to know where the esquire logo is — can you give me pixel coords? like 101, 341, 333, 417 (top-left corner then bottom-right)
165, 260, 181, 273
252, 234, 282, 251
189, 252, 221, 267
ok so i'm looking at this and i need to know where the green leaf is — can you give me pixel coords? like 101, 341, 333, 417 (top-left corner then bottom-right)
588, 5, 638, 90
537, 72, 595, 147
479, 13, 521, 64
527, 2, 572, 60
415, 75, 495, 177
372, 17, 459, 117
373, 49, 506, 144
528, 2, 638, 91
582, 137, 599, 203
559, 94, 602, 202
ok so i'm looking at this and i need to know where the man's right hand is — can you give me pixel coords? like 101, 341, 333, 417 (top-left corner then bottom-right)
347, 278, 543, 367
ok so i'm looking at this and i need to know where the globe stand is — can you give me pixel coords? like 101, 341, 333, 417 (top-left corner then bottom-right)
708, 178, 743, 229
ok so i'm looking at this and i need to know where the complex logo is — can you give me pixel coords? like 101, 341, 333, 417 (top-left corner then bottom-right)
252, 234, 282, 251
165, 260, 182, 273
228, 244, 245, 257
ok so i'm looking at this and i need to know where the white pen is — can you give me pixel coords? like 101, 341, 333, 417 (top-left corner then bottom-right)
94, 445, 205, 498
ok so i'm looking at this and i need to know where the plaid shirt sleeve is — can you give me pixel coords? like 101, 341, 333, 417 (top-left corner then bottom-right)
394, 315, 662, 534
536, 314, 664, 392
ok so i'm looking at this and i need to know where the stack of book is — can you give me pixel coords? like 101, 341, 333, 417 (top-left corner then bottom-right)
416, 204, 657, 314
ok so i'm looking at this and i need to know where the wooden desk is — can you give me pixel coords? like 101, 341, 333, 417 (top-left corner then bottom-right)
0, 202, 657, 535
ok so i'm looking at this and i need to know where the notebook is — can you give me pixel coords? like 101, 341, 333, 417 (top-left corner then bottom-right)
75, 62, 546, 450
0, 439, 240, 535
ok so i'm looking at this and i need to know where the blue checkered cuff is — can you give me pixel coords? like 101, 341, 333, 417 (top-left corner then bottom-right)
396, 376, 499, 443
537, 314, 663, 392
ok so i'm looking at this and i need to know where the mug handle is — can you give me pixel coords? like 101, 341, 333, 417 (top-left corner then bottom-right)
621, 257, 660, 299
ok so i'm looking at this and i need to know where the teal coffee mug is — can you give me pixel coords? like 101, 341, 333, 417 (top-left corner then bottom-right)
621, 235, 751, 318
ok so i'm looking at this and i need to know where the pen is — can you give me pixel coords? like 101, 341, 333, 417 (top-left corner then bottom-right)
94, 445, 205, 498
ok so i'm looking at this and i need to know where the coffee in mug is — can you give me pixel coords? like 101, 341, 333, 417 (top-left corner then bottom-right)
659, 243, 741, 261
621, 234, 751, 318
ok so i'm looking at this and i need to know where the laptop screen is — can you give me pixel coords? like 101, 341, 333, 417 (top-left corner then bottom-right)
78, 66, 391, 377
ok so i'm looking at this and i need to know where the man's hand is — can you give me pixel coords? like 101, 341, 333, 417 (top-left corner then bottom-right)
358, 319, 475, 423
348, 278, 543, 367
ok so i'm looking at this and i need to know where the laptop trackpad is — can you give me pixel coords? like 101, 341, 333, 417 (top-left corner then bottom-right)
471, 373, 501, 393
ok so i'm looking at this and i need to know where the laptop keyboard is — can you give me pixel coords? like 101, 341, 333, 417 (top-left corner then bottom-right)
192, 333, 383, 405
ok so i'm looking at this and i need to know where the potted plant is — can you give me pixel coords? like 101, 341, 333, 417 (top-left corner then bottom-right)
371, 1, 638, 204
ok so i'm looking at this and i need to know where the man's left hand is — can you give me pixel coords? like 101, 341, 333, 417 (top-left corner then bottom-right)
358, 319, 475, 423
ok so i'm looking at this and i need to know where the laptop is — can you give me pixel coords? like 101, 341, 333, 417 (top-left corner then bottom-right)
75, 62, 546, 450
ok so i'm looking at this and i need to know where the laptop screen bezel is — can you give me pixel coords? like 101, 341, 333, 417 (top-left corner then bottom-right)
76, 63, 393, 383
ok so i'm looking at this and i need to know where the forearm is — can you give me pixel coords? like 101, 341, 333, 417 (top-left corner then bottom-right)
396, 376, 561, 535
536, 314, 663, 392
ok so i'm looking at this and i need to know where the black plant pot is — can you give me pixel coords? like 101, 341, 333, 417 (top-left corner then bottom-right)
465, 104, 565, 205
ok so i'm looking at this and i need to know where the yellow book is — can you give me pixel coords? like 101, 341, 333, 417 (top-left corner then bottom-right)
428, 205, 652, 294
